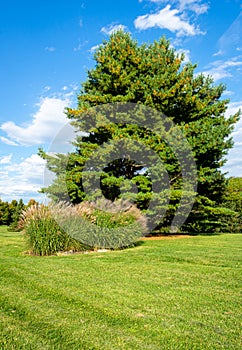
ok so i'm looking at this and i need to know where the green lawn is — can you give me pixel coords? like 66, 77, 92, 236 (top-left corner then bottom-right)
0, 226, 241, 349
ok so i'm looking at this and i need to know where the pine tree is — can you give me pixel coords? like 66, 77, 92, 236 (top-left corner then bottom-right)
40, 31, 240, 233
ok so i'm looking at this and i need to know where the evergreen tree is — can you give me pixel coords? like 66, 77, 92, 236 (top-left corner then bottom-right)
40, 31, 240, 233
0, 200, 11, 225
220, 177, 242, 232
9, 199, 25, 231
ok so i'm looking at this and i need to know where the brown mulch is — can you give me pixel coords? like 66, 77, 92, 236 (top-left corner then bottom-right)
140, 234, 192, 240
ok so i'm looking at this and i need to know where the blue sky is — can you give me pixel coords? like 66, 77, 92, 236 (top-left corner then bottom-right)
0, 0, 242, 203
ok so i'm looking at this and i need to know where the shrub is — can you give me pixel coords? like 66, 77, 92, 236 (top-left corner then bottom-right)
181, 195, 239, 234
220, 177, 242, 233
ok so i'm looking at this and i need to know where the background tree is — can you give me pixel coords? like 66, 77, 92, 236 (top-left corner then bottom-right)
0, 199, 26, 228
40, 30, 240, 233
0, 200, 12, 225
8, 199, 25, 231
220, 177, 242, 232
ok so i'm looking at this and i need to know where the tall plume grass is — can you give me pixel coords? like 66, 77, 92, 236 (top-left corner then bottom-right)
19, 204, 87, 256
19, 199, 148, 254
54, 199, 148, 249
76, 198, 147, 230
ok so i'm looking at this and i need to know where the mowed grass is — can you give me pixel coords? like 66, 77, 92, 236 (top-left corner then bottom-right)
0, 226, 241, 350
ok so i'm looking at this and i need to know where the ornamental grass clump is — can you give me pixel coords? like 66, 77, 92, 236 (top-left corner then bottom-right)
19, 199, 147, 254
49, 199, 148, 249
19, 204, 87, 256
76, 198, 147, 229
71, 198, 148, 249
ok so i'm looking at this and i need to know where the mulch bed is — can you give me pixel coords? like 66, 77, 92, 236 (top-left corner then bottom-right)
140, 234, 192, 240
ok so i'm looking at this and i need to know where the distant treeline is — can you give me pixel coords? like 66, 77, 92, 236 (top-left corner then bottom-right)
0, 199, 38, 230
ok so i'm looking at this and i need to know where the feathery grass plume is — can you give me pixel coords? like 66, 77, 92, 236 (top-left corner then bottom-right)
76, 198, 148, 231
17, 203, 48, 231
54, 198, 149, 249
19, 200, 148, 253
19, 203, 87, 255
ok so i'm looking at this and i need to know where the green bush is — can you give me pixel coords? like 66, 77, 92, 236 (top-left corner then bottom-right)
221, 177, 242, 233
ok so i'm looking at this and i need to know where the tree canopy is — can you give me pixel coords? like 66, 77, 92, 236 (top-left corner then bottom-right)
0, 198, 28, 230
40, 30, 240, 233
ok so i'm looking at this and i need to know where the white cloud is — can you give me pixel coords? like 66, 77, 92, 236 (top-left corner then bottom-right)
179, 0, 208, 14
43, 86, 51, 92
225, 101, 242, 119
90, 44, 101, 53
176, 48, 191, 63
213, 50, 223, 57
73, 40, 89, 52
0, 137, 18, 146
0, 96, 71, 146
202, 58, 242, 81
101, 24, 127, 35
134, 5, 203, 37
222, 90, 234, 97
0, 154, 46, 202
140, 1, 209, 15
45, 46, 56, 52
0, 154, 12, 164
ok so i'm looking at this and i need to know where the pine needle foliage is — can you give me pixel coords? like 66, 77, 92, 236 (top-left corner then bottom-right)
39, 30, 241, 233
